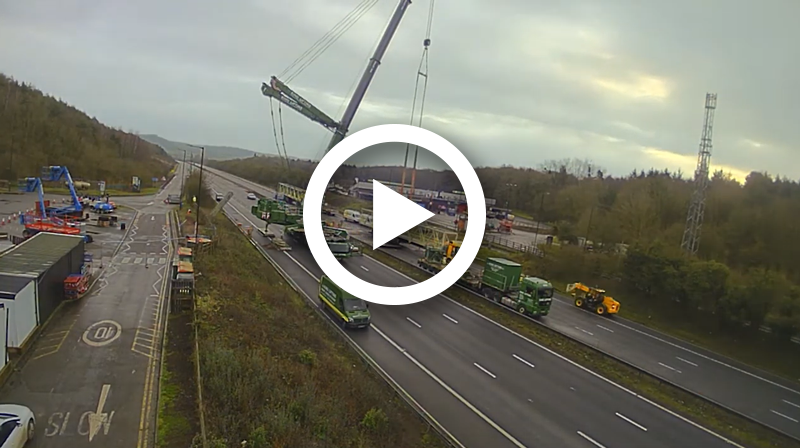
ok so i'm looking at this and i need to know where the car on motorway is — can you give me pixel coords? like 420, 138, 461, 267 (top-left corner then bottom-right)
247, 192, 257, 200
0, 404, 35, 447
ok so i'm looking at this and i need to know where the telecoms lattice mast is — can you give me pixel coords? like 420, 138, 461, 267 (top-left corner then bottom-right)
680, 93, 718, 255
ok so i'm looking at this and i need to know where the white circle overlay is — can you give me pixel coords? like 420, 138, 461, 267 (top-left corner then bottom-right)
304, 124, 486, 306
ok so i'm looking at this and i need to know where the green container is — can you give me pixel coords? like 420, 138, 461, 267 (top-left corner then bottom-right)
481, 258, 522, 293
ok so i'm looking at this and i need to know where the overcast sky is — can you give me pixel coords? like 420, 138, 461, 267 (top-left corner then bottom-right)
1, 0, 797, 181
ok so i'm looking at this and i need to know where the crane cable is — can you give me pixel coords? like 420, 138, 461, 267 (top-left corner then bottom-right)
280, 0, 380, 83
402, 0, 436, 195
269, 99, 290, 168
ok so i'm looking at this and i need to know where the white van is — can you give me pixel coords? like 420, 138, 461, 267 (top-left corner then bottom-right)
343, 209, 361, 223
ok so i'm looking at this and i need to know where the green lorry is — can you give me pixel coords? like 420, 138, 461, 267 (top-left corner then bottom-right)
319, 275, 371, 329
419, 250, 553, 318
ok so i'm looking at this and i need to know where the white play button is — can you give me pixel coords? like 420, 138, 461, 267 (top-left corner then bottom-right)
372, 180, 434, 249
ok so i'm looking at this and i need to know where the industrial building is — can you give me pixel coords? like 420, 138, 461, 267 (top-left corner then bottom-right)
0, 233, 86, 371
349, 179, 496, 211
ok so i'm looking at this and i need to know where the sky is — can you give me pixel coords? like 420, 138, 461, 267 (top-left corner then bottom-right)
0, 0, 797, 182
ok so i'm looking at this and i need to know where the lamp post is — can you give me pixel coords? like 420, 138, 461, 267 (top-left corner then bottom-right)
503, 183, 517, 217
533, 192, 549, 247
187, 144, 205, 244
179, 149, 186, 209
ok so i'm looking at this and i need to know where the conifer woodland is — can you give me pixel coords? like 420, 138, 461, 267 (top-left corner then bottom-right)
0, 73, 173, 185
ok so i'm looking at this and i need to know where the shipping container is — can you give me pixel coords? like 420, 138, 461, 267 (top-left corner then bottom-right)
0, 233, 85, 330
0, 275, 38, 349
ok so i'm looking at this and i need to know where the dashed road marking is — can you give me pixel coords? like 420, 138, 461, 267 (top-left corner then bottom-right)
406, 317, 422, 328
658, 362, 682, 374
474, 363, 496, 379
616, 412, 648, 431
512, 354, 535, 369
771, 410, 799, 423
676, 357, 698, 367
783, 400, 800, 409
596, 324, 614, 333
442, 313, 458, 324
577, 431, 606, 447
575, 326, 594, 336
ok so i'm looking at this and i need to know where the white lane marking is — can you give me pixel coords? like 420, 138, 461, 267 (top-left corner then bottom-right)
561, 299, 800, 396
676, 357, 698, 367
615, 412, 647, 431
577, 431, 606, 447
596, 324, 614, 333
771, 410, 799, 423
406, 317, 422, 328
223, 175, 741, 447
360, 265, 369, 272
370, 325, 524, 447
575, 326, 594, 336
659, 362, 682, 374
783, 399, 800, 409
443, 313, 458, 324
512, 354, 535, 369
134, 258, 143, 264
361, 255, 747, 448
474, 363, 496, 379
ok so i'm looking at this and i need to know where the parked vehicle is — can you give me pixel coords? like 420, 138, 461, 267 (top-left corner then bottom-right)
0, 404, 35, 447
246, 192, 257, 200
318, 275, 370, 329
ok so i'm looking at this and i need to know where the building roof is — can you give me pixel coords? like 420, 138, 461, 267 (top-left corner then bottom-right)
0, 274, 33, 297
0, 233, 84, 277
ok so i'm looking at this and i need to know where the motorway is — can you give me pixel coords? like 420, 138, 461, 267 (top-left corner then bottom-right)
201, 163, 800, 441
0, 178, 181, 448
204, 165, 746, 448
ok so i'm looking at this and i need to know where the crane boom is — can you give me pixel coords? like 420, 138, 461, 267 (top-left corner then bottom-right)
326, 0, 412, 152
260, 0, 413, 153
261, 77, 339, 132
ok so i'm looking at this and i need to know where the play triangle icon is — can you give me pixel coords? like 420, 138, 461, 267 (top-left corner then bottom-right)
372, 180, 435, 249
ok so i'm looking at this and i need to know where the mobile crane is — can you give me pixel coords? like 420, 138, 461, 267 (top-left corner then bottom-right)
261, 0, 413, 154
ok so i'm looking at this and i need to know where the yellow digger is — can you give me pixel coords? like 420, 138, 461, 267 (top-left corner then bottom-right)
566, 282, 620, 316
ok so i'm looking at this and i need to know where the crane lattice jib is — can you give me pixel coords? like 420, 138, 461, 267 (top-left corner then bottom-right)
278, 182, 306, 204
261, 78, 340, 132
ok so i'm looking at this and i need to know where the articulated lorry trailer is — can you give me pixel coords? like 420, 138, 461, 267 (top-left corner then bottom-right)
418, 245, 553, 318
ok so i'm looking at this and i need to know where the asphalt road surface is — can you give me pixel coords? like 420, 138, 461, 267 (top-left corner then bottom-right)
205, 167, 745, 448
0, 177, 182, 448
200, 163, 800, 441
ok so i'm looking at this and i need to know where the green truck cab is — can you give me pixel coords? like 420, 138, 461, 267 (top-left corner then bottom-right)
319, 275, 371, 329
500, 276, 553, 317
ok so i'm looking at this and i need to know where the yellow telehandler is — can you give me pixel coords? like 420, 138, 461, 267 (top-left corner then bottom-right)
566, 282, 620, 316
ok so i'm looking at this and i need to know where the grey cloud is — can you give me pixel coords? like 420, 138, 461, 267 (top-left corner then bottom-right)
0, 0, 796, 179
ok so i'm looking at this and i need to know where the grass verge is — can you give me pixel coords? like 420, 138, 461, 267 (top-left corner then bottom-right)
359, 244, 800, 448
193, 213, 448, 448
157, 312, 199, 447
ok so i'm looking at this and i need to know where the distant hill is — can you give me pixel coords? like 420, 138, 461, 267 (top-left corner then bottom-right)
139, 134, 277, 161
0, 73, 173, 184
